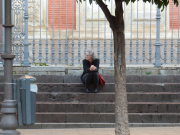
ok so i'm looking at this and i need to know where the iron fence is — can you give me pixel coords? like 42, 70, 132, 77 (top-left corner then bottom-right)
0, 0, 180, 66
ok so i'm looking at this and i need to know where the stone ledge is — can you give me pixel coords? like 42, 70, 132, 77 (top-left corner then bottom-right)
0, 65, 179, 75
15, 123, 180, 129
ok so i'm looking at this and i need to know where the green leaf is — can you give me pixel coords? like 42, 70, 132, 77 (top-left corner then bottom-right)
89, 0, 92, 4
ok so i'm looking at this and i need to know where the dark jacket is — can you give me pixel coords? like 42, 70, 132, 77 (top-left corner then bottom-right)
81, 59, 100, 79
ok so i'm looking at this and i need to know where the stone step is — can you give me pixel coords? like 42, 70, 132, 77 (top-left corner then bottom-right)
34, 113, 180, 123
36, 92, 180, 102
14, 123, 180, 129
36, 83, 180, 92
1, 83, 180, 93
1, 75, 180, 83
0, 91, 180, 102
36, 102, 180, 113
0, 92, 180, 102
0, 112, 174, 123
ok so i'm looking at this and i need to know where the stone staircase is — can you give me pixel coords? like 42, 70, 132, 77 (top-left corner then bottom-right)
0, 75, 180, 128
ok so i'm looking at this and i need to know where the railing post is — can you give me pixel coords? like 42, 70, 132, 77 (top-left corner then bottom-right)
154, 5, 162, 67
23, 0, 29, 66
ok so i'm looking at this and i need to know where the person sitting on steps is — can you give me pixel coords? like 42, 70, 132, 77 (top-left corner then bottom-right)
81, 49, 99, 93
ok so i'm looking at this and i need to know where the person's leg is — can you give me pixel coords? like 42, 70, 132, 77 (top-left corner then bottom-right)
82, 73, 92, 92
92, 72, 99, 92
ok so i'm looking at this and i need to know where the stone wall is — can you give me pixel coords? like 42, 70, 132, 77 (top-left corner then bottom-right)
0, 65, 179, 76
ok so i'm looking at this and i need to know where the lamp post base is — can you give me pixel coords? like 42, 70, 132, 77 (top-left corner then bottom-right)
0, 100, 21, 135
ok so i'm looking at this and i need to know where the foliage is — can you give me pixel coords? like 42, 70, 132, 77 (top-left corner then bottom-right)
146, 71, 151, 75
77, 0, 179, 11
34, 62, 49, 66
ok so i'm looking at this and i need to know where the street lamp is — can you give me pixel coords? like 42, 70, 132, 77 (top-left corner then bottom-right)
0, 0, 21, 134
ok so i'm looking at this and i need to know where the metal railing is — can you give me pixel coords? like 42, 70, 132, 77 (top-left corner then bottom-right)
0, 0, 180, 66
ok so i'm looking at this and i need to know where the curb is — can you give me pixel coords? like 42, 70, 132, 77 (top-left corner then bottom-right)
16, 123, 180, 129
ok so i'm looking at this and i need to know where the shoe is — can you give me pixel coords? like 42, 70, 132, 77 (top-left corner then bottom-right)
85, 89, 91, 93
93, 89, 98, 93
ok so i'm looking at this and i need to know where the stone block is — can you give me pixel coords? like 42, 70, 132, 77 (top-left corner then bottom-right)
173, 75, 180, 83
164, 84, 180, 92
66, 113, 101, 122
126, 70, 141, 75
36, 113, 66, 123
90, 123, 114, 128
103, 75, 114, 83
148, 104, 158, 113
128, 114, 142, 123
17, 123, 42, 129
139, 75, 175, 83
47, 72, 65, 75
128, 104, 148, 113
127, 93, 180, 102
68, 70, 83, 75
102, 84, 114, 92
102, 69, 114, 75
139, 75, 160, 83
126, 84, 140, 92
100, 113, 115, 123
94, 104, 114, 113
141, 114, 178, 123
29, 66, 65, 72
29, 72, 48, 75
36, 92, 115, 102
13, 67, 29, 74
141, 69, 159, 75
0, 93, 4, 102
61, 104, 95, 112
160, 70, 178, 75
158, 104, 180, 113
127, 83, 165, 92
41, 123, 66, 129
29, 72, 65, 75
64, 75, 82, 83
160, 75, 175, 83
32, 75, 64, 83
66, 123, 91, 128
129, 123, 154, 127
126, 75, 140, 83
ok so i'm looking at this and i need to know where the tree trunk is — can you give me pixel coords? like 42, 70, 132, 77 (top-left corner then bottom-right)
113, 1, 130, 134
97, 0, 130, 134
113, 30, 130, 135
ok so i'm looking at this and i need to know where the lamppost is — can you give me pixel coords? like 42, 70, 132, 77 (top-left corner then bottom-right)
0, 0, 21, 134
154, 5, 162, 67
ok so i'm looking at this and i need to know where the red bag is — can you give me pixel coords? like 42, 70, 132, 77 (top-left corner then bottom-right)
98, 73, 105, 85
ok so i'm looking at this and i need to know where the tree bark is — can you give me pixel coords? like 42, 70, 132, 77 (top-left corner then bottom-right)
113, 30, 130, 135
97, 0, 130, 134
113, 1, 130, 135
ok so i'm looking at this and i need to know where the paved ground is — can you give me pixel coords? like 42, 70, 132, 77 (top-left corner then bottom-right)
13, 127, 180, 135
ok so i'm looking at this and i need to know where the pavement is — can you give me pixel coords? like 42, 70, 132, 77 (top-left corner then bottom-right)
9, 127, 180, 135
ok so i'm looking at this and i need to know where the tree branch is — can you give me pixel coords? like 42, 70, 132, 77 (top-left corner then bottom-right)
97, 0, 116, 30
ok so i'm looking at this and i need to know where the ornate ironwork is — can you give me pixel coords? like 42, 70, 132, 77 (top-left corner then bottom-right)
11, 0, 25, 64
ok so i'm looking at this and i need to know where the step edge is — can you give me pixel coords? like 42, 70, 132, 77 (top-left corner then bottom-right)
15, 123, 180, 129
